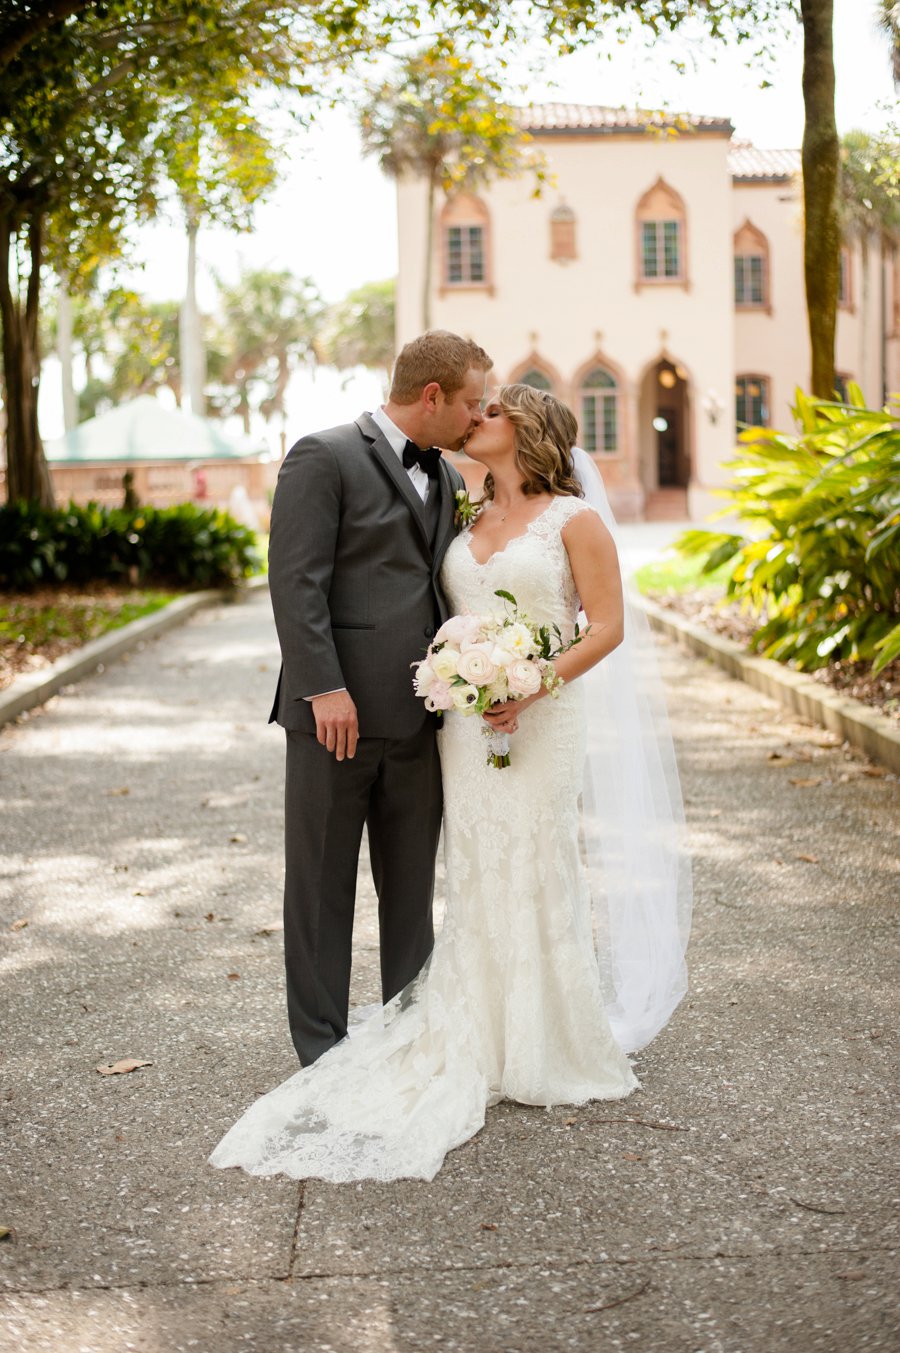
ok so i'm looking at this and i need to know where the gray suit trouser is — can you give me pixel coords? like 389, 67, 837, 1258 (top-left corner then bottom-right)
283, 721, 442, 1066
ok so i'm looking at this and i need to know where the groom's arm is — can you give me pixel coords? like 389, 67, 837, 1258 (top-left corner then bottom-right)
268, 435, 347, 705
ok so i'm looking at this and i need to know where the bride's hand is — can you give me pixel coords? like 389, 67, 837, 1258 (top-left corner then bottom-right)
483, 694, 541, 733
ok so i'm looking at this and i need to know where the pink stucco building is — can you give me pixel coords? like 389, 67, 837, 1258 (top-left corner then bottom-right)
396, 105, 899, 520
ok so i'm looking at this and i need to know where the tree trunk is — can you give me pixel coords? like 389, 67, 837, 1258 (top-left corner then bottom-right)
800, 0, 840, 398
880, 234, 889, 406
180, 212, 206, 417
0, 208, 55, 506
57, 274, 78, 433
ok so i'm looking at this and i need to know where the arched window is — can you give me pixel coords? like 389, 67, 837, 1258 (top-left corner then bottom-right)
580, 368, 618, 454
636, 178, 687, 287
550, 204, 577, 262
735, 375, 770, 430
734, 220, 771, 309
441, 194, 491, 289
518, 368, 553, 392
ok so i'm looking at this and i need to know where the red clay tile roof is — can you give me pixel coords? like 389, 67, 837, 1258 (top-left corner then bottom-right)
728, 144, 802, 182
521, 103, 734, 135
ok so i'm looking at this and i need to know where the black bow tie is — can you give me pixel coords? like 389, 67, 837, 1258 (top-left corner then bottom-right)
402, 440, 442, 480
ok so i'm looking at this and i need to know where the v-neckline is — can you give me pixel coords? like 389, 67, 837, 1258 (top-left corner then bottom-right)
464, 498, 558, 568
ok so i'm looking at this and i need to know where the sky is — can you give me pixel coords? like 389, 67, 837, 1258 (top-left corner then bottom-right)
40, 0, 898, 442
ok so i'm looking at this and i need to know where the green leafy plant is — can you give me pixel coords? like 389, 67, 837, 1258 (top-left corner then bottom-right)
675, 387, 900, 675
0, 502, 260, 592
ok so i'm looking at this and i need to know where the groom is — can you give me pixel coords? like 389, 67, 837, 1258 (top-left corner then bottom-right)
268, 330, 493, 1065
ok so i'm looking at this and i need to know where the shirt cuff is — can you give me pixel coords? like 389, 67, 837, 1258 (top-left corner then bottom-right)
303, 688, 347, 702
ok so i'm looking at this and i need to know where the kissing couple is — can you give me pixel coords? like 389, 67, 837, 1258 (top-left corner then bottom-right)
210, 329, 691, 1182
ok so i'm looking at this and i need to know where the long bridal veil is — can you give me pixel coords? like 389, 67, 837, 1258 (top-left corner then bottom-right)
572, 447, 692, 1052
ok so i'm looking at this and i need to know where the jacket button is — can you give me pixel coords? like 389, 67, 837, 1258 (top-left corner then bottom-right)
424, 626, 435, 639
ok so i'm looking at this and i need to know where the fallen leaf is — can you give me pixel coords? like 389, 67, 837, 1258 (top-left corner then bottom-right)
480, 1223, 498, 1231
795, 853, 819, 864
564, 1117, 577, 1126
835, 1270, 866, 1281
0, 1227, 13, 1242
767, 751, 795, 764
789, 776, 823, 788
622, 1152, 643, 1161
204, 912, 215, 921
226, 972, 241, 980
861, 766, 888, 778
229, 834, 247, 844
10, 918, 28, 932
107, 787, 130, 796
255, 921, 283, 936
96, 1058, 152, 1076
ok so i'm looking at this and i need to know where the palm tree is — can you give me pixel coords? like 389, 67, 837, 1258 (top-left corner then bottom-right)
210, 268, 323, 443
359, 46, 544, 330
319, 279, 395, 396
877, 1, 900, 85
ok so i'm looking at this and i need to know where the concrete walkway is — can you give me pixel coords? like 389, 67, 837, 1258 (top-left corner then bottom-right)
1, 590, 897, 1352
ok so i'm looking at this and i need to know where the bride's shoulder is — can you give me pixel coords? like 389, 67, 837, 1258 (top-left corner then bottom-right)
547, 494, 600, 527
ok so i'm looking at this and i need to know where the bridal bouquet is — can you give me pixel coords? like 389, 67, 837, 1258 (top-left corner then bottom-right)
412, 590, 585, 768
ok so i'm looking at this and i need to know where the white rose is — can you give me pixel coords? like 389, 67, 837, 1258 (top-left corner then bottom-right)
490, 645, 515, 668
456, 647, 498, 685
449, 683, 480, 711
507, 658, 542, 696
431, 646, 460, 681
435, 614, 482, 646
503, 622, 537, 657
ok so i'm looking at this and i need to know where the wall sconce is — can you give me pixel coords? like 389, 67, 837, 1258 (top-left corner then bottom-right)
702, 389, 726, 425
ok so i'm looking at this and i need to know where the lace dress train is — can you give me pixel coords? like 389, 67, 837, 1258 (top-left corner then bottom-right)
209, 496, 638, 1183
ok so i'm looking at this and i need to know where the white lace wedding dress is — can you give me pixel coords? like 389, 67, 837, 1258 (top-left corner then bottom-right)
209, 496, 638, 1183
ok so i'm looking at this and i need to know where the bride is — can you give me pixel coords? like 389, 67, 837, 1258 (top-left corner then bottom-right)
209, 384, 691, 1183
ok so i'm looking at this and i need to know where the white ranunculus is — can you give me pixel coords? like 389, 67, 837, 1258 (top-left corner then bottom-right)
456, 646, 498, 685
506, 658, 542, 696
504, 622, 537, 657
449, 682, 480, 711
431, 646, 461, 681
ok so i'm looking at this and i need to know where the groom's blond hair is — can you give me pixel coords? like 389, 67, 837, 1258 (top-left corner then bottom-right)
390, 330, 492, 404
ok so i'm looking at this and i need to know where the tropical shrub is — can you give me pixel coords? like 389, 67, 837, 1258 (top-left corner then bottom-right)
676, 387, 900, 675
0, 501, 260, 591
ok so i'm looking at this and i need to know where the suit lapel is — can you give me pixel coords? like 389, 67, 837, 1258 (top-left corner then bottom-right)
432, 459, 458, 573
356, 413, 431, 552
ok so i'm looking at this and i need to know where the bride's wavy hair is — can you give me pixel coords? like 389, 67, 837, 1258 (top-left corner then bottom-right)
481, 384, 583, 502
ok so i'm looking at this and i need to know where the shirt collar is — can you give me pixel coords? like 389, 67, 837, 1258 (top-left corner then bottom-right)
371, 405, 412, 461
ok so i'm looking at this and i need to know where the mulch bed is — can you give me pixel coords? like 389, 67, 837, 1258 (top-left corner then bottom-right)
0, 585, 170, 693
647, 588, 900, 726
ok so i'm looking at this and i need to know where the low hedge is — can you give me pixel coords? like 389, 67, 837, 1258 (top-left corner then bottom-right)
0, 501, 260, 591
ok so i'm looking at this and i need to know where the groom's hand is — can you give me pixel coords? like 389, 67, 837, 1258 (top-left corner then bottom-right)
312, 691, 359, 760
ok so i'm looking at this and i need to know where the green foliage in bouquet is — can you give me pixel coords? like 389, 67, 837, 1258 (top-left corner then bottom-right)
0, 502, 260, 591
675, 387, 900, 675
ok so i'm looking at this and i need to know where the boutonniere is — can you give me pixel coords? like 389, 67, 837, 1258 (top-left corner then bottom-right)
453, 489, 482, 529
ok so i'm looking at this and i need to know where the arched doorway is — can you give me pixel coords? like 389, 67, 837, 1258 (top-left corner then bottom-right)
638, 358, 691, 515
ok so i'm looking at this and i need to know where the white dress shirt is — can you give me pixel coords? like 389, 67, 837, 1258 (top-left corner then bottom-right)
370, 405, 431, 503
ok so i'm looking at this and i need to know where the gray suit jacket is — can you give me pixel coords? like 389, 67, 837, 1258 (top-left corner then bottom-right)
268, 412, 466, 739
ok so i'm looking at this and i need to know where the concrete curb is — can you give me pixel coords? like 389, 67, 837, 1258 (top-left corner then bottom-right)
0, 574, 269, 729
635, 592, 900, 774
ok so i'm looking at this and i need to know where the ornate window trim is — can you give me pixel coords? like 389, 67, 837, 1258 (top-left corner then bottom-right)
438, 193, 493, 295
733, 219, 772, 312
634, 178, 689, 291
